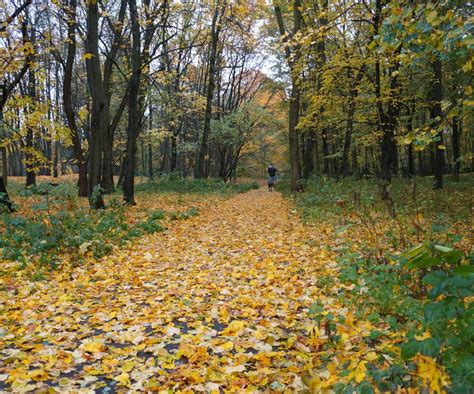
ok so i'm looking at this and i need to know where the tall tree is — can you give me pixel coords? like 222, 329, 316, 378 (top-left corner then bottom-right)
274, 0, 302, 191
63, 0, 88, 196
431, 59, 444, 189
85, 0, 107, 207
0, 0, 32, 191
196, 0, 227, 179
123, 0, 167, 204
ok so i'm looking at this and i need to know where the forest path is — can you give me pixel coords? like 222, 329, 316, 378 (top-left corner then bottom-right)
2, 189, 337, 391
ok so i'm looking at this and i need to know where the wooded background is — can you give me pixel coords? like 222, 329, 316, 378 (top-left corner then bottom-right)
0, 0, 472, 205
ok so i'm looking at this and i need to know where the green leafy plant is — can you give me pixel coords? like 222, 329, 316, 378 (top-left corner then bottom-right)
401, 244, 474, 392
136, 178, 258, 195
134, 210, 166, 234
169, 207, 199, 221
0, 203, 166, 270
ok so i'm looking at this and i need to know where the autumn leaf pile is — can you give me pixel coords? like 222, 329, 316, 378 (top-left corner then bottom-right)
1, 189, 333, 391
1, 182, 470, 392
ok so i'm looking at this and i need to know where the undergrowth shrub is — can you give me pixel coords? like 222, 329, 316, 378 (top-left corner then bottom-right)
400, 244, 474, 392
290, 176, 473, 392
136, 178, 259, 195
132, 210, 166, 235
0, 187, 167, 270
308, 243, 473, 392
169, 207, 199, 220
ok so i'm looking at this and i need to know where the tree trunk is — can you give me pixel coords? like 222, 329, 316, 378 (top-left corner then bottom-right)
417, 151, 424, 176
101, 140, 115, 193
147, 102, 154, 179
100, 0, 127, 194
53, 141, 59, 178
64, 0, 88, 197
170, 135, 178, 172
25, 66, 36, 187
314, 130, 320, 174
85, 0, 107, 207
303, 129, 315, 177
432, 59, 444, 189
196, 1, 225, 179
0, 145, 7, 185
406, 103, 414, 176
351, 148, 359, 178
340, 104, 355, 176
148, 143, 153, 179
288, 78, 301, 187
122, 0, 145, 204
274, 0, 302, 190
452, 116, 460, 181
373, 0, 400, 182
322, 128, 331, 176
407, 144, 414, 176
0, 175, 14, 213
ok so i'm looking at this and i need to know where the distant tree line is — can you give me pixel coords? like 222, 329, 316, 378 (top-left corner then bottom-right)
272, 0, 473, 191
0, 0, 283, 207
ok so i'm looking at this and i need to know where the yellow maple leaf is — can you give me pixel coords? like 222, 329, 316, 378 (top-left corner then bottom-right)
365, 351, 378, 361
214, 341, 234, 353
29, 369, 49, 382
220, 320, 245, 336
415, 355, 450, 393
348, 360, 367, 383
220, 308, 231, 323
121, 360, 136, 373
115, 372, 131, 387
188, 346, 209, 363
83, 341, 107, 353
415, 332, 431, 341
87, 367, 105, 376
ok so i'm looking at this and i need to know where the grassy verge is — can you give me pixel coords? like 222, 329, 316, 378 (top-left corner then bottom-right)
1, 177, 258, 277
135, 176, 259, 195
0, 191, 167, 276
281, 175, 473, 392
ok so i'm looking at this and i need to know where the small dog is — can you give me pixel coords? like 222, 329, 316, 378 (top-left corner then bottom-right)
268, 180, 275, 192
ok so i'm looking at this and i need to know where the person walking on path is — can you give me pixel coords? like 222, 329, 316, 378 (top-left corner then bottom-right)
267, 163, 277, 191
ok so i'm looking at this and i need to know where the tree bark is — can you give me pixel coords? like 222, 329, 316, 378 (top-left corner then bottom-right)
417, 151, 424, 176
0, 175, 14, 213
148, 143, 153, 179
373, 0, 400, 183
322, 128, 331, 176
303, 128, 316, 177
100, 0, 127, 193
452, 115, 460, 181
0, 147, 7, 183
274, 0, 302, 190
407, 144, 414, 176
431, 59, 444, 189
63, 0, 88, 196
85, 0, 107, 207
147, 102, 154, 179
340, 66, 364, 177
340, 102, 356, 176
122, 0, 161, 203
406, 102, 415, 176
122, 0, 141, 204
196, 1, 225, 179
25, 61, 36, 187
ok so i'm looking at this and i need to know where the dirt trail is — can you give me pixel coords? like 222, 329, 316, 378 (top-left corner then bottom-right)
1, 189, 333, 391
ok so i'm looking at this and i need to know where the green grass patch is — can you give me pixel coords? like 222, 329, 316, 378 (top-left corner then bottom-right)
135, 177, 259, 195
0, 193, 167, 270
280, 175, 472, 226
0, 205, 166, 270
